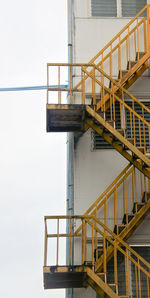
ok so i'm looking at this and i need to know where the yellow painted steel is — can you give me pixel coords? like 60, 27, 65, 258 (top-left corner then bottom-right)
44, 215, 150, 297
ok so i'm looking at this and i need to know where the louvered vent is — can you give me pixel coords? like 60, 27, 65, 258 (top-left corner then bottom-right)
92, 101, 121, 150
131, 246, 150, 298
91, 0, 117, 17
125, 101, 150, 148
122, 0, 147, 17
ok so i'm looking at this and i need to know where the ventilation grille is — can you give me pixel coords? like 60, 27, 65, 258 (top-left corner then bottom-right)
122, 0, 147, 17
91, 0, 117, 17
92, 101, 121, 150
125, 101, 150, 148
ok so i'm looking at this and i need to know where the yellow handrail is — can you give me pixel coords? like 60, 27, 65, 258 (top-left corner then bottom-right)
44, 215, 150, 297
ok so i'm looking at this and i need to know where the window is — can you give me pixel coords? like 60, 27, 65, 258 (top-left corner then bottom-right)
91, 0, 117, 17
122, 0, 147, 17
91, 0, 147, 17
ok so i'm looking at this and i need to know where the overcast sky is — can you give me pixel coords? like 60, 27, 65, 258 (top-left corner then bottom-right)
0, 1, 67, 297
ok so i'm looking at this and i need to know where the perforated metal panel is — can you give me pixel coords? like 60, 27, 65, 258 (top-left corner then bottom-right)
91, 0, 117, 17
122, 0, 147, 17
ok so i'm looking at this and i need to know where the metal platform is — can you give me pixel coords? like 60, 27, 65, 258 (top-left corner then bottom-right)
43, 266, 88, 289
46, 104, 86, 132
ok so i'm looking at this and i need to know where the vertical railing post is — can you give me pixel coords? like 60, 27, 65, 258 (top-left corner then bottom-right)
110, 44, 112, 78
137, 17, 139, 61
69, 217, 72, 265
128, 28, 131, 70
114, 243, 118, 287
147, 5, 150, 51
44, 218, 48, 267
56, 218, 59, 265
47, 64, 49, 105
70, 64, 73, 104
81, 67, 85, 105
92, 219, 95, 270
58, 66, 61, 104
92, 67, 96, 108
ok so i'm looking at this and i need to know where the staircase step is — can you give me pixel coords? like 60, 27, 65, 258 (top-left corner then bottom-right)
127, 60, 137, 70
108, 283, 118, 294
118, 69, 128, 79
94, 247, 103, 261
106, 120, 115, 127
97, 272, 107, 283
84, 261, 93, 267
116, 128, 125, 136
127, 138, 134, 145
133, 202, 145, 213
123, 213, 135, 224
137, 146, 145, 154
114, 224, 126, 234
109, 78, 120, 88
142, 192, 150, 202
136, 51, 146, 60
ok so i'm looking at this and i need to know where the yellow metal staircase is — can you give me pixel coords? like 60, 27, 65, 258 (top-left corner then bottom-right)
43, 215, 150, 297
45, 4, 150, 298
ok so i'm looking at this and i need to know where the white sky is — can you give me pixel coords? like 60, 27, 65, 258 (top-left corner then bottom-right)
0, 1, 67, 297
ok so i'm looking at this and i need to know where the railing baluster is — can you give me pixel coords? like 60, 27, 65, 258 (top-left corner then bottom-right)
130, 110, 133, 139
128, 27, 131, 70
69, 217, 72, 265
110, 44, 112, 77
135, 265, 139, 298
103, 229, 106, 273
118, 36, 121, 78
132, 169, 135, 207
47, 65, 49, 105
92, 67, 96, 107
134, 166, 138, 203
147, 275, 150, 298
140, 168, 143, 199
147, 5, 150, 51
134, 29, 136, 59
132, 101, 136, 146
82, 68, 85, 105
138, 259, 142, 298
56, 218, 59, 265
144, 18, 147, 53
137, 17, 139, 60
114, 243, 118, 287
44, 218, 48, 267
92, 220, 95, 269
142, 107, 146, 148
139, 119, 142, 147
58, 66, 61, 104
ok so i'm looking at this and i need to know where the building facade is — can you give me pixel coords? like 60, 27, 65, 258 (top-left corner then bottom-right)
44, 1, 150, 298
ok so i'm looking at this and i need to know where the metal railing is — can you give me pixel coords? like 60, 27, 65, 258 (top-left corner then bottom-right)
74, 163, 150, 236
74, 4, 150, 89
44, 215, 150, 297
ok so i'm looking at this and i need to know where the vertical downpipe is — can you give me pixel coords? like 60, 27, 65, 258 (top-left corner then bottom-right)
66, 1, 74, 298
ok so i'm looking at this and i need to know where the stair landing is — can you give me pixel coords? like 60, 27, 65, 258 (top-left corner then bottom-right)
47, 104, 86, 132
43, 266, 88, 289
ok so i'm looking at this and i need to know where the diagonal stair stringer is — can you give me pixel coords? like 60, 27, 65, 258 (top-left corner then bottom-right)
86, 106, 150, 178
85, 267, 119, 298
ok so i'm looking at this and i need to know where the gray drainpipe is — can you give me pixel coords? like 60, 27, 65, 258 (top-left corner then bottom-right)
66, 1, 74, 298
